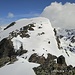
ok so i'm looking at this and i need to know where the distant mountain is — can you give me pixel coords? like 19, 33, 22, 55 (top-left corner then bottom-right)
0, 17, 75, 75
55, 28, 75, 53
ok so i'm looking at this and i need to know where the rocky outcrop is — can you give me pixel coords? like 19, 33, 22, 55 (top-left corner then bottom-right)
29, 53, 57, 65
9, 23, 35, 39
0, 38, 17, 67
4, 22, 16, 30
16, 44, 28, 56
57, 55, 66, 65
71, 36, 75, 43
53, 28, 61, 49
0, 38, 15, 58
33, 55, 75, 75
29, 53, 46, 64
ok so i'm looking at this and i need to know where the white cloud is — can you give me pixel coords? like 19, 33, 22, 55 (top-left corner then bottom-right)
41, 2, 75, 29
7, 12, 14, 18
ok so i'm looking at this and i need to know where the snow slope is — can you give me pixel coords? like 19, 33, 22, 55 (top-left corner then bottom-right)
0, 57, 39, 75
0, 17, 75, 75
0, 17, 60, 57
11, 17, 60, 59
0, 17, 60, 75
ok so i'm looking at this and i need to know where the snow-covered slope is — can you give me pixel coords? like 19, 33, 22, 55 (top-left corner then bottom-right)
0, 17, 60, 75
0, 17, 59, 58
0, 17, 75, 75
12, 17, 60, 59
0, 57, 39, 75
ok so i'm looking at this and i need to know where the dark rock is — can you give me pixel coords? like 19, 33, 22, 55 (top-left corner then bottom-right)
16, 44, 28, 56
23, 25, 29, 30
56, 36, 61, 49
33, 53, 57, 75
38, 27, 42, 29
33, 54, 75, 75
48, 41, 50, 44
4, 22, 16, 30
54, 28, 57, 36
71, 36, 75, 43
67, 65, 73, 71
29, 27, 34, 31
59, 35, 63, 39
0, 57, 10, 67
29, 53, 46, 64
41, 32, 45, 35
16, 50, 27, 56
0, 38, 17, 67
0, 38, 15, 58
9, 23, 35, 39
32, 49, 35, 51
29, 24, 35, 27
57, 55, 66, 65
46, 53, 57, 62
38, 32, 45, 36
20, 33, 30, 38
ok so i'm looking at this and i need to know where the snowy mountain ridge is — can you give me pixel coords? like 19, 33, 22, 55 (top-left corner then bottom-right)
0, 17, 75, 75
0, 17, 59, 58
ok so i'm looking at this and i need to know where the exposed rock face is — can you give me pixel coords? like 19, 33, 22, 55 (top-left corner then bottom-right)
0, 38, 15, 58
47, 53, 57, 61
33, 54, 75, 75
0, 57, 10, 67
53, 28, 61, 49
8, 23, 35, 39
29, 53, 46, 64
0, 38, 28, 67
57, 55, 66, 65
16, 44, 28, 56
0, 38, 17, 67
71, 36, 75, 43
4, 22, 16, 30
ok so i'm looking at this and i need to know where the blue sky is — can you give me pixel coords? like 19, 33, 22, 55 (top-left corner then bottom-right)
0, 0, 75, 26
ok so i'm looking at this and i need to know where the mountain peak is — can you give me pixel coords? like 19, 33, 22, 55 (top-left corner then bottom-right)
0, 17, 75, 75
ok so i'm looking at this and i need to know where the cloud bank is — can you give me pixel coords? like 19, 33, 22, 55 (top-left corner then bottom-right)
41, 2, 75, 29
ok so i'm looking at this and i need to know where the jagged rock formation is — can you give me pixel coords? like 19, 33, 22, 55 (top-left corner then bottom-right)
57, 55, 66, 65
4, 22, 16, 30
33, 54, 75, 75
0, 38, 16, 67
0, 38, 27, 67
0, 38, 15, 58
29, 53, 46, 64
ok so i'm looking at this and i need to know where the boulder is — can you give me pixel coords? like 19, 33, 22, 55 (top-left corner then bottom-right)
57, 55, 66, 65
